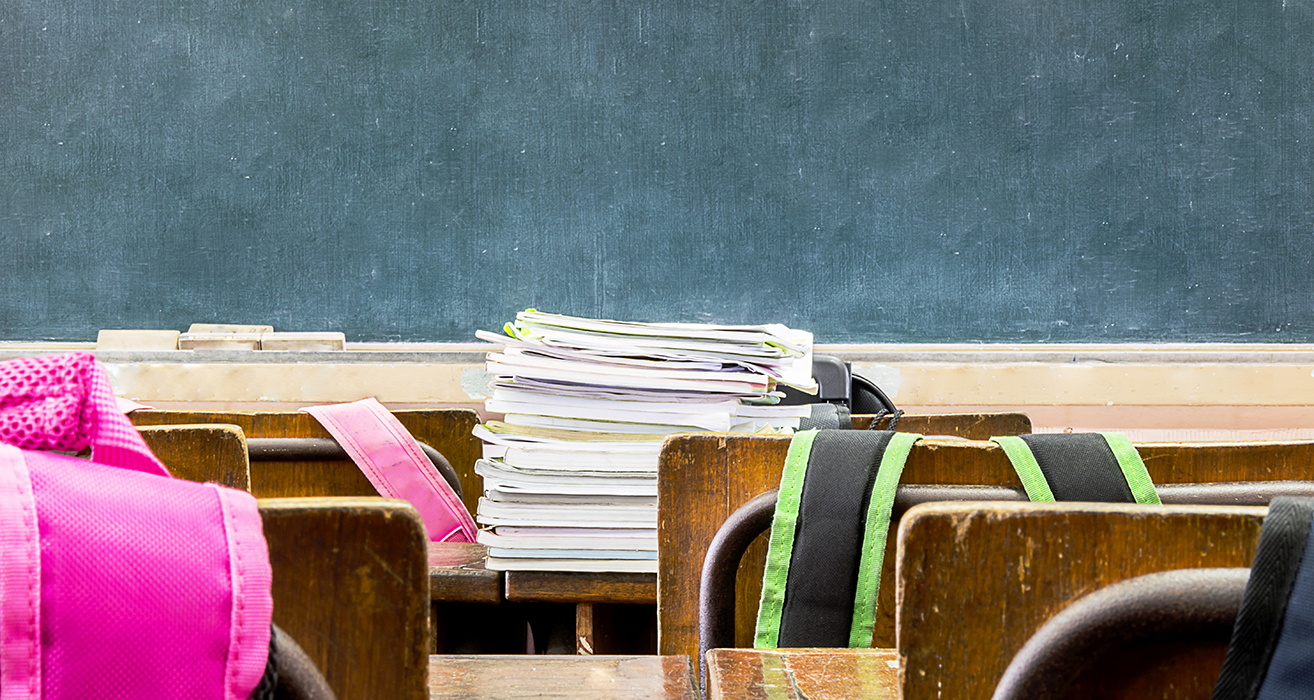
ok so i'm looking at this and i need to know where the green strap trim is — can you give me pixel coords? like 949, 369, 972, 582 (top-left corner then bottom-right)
1101, 432, 1161, 505
753, 429, 818, 649
990, 436, 1056, 502
847, 432, 923, 647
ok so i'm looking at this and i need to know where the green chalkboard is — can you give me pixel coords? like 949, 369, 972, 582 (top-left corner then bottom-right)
3, 0, 1313, 342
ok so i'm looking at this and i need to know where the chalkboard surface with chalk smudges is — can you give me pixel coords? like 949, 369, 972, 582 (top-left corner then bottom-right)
3, 0, 1312, 342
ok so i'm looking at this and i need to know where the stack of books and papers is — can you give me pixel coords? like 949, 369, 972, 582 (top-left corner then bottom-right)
472, 310, 817, 572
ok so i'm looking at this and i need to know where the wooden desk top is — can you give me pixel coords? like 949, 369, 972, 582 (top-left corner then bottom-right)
429, 542, 502, 603
503, 570, 657, 604
429, 543, 657, 605
705, 648, 900, 700
428, 655, 697, 699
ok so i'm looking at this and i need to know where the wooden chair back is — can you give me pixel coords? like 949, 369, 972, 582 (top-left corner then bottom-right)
137, 424, 252, 490
131, 409, 482, 514
657, 433, 1314, 664
262, 497, 430, 700
657, 412, 1029, 659
896, 501, 1266, 700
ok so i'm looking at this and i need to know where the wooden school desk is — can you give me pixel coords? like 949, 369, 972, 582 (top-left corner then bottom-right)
658, 434, 1314, 667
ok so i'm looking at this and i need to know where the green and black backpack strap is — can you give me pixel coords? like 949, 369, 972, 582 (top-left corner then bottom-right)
990, 433, 1160, 505
754, 429, 922, 649
1211, 496, 1314, 700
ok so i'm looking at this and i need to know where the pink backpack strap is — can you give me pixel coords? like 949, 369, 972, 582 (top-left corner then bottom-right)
0, 445, 40, 700
303, 399, 476, 543
0, 353, 167, 476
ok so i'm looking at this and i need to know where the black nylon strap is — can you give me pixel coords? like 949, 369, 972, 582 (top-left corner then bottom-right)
1020, 433, 1136, 503
1254, 514, 1314, 699
799, 403, 852, 431
252, 624, 278, 700
777, 430, 894, 647
1211, 497, 1314, 700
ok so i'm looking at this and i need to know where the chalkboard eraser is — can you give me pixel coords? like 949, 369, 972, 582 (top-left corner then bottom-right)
96, 330, 181, 351
187, 323, 275, 334
178, 332, 263, 350
258, 332, 346, 351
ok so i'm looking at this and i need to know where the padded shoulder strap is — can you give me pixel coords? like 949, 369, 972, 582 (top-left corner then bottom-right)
1211, 496, 1314, 700
991, 433, 1160, 504
304, 399, 476, 543
0, 445, 41, 700
755, 429, 921, 649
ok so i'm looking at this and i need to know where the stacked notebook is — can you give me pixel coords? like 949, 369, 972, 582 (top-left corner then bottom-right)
473, 310, 817, 572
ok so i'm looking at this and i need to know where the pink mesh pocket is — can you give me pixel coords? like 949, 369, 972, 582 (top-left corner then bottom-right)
0, 353, 167, 477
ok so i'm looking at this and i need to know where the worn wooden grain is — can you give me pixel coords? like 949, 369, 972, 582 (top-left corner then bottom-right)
851, 411, 1032, 437
575, 603, 596, 654
896, 502, 1267, 700
427, 655, 697, 699
131, 409, 482, 515
136, 424, 251, 490
706, 648, 900, 700
657, 432, 1314, 666
429, 542, 502, 604
261, 497, 430, 700
504, 570, 657, 604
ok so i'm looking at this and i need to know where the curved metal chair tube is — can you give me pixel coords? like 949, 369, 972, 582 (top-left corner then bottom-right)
991, 568, 1249, 700
1156, 480, 1314, 505
245, 437, 463, 499
271, 623, 338, 700
892, 485, 1025, 519
851, 374, 904, 430
889, 481, 1314, 519
698, 489, 778, 687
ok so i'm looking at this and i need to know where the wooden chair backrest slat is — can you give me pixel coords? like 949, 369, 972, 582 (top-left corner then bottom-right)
896, 501, 1266, 700
851, 411, 1032, 435
261, 497, 430, 700
137, 423, 251, 490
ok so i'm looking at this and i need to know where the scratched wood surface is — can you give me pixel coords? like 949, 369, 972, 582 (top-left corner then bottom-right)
850, 411, 1031, 434
137, 423, 251, 490
657, 432, 1314, 666
896, 501, 1266, 700
705, 648, 900, 700
427, 655, 698, 699
429, 542, 502, 604
503, 570, 657, 604
262, 497, 430, 700
131, 409, 482, 514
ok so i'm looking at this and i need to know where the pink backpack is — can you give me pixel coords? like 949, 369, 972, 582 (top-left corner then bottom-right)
0, 353, 274, 699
